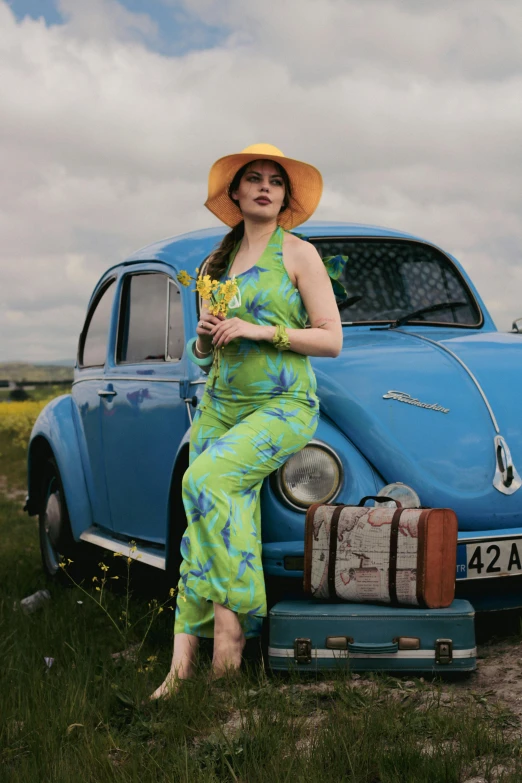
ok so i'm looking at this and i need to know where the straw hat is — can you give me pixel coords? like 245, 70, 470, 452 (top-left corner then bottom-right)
204, 143, 323, 230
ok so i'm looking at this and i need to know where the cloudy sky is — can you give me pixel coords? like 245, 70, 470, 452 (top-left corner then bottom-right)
1, 0, 521, 362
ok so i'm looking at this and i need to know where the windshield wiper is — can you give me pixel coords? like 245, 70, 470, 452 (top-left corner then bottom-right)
339, 295, 363, 309
389, 301, 468, 329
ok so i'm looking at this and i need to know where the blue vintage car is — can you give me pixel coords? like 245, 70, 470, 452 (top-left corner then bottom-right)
26, 222, 522, 611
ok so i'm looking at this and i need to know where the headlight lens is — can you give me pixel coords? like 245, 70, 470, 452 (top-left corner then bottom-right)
377, 482, 421, 508
278, 444, 342, 508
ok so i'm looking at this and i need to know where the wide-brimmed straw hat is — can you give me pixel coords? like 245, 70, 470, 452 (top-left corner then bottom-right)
204, 143, 323, 230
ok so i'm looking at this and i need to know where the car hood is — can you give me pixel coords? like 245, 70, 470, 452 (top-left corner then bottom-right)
313, 329, 522, 530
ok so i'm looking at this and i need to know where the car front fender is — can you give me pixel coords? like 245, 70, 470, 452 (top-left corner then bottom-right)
27, 394, 93, 540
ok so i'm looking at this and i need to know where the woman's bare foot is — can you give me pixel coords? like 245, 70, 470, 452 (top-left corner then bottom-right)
211, 602, 246, 679
149, 632, 199, 701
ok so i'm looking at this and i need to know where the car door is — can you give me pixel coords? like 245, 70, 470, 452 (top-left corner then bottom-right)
99, 266, 189, 544
72, 277, 117, 532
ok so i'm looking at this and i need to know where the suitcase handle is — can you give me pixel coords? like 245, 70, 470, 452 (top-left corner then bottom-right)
358, 495, 402, 508
348, 641, 399, 655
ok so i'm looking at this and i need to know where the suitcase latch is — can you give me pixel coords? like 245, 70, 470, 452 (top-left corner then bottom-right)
294, 638, 312, 664
435, 638, 453, 664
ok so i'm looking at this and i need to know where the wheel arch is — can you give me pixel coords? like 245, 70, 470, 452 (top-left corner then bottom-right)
27, 395, 94, 539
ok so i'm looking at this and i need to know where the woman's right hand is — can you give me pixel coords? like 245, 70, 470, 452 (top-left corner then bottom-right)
196, 305, 224, 352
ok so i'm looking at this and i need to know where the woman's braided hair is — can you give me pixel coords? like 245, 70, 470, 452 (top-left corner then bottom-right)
204, 160, 293, 281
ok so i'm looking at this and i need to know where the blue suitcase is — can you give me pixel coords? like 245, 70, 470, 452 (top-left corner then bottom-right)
268, 598, 476, 674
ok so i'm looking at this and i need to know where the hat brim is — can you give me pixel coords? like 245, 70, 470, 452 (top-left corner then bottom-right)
204, 151, 323, 230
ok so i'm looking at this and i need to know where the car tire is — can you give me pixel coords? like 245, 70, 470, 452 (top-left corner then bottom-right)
38, 457, 91, 585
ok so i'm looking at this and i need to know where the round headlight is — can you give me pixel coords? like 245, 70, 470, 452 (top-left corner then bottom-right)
277, 443, 342, 509
377, 482, 421, 508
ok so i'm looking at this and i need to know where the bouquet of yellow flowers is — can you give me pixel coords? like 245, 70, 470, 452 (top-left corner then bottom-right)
176, 269, 240, 382
177, 270, 239, 316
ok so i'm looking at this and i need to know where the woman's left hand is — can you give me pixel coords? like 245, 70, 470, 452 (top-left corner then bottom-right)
210, 317, 263, 348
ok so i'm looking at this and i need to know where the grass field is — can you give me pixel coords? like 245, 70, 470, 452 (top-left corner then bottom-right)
2, 402, 522, 781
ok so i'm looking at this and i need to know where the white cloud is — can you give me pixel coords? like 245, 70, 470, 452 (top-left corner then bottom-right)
0, 0, 521, 360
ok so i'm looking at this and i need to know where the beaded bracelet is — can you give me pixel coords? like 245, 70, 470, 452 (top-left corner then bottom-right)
273, 324, 291, 351
186, 337, 214, 367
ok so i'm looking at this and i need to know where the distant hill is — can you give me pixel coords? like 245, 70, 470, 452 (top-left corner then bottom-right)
0, 362, 74, 382
33, 359, 76, 367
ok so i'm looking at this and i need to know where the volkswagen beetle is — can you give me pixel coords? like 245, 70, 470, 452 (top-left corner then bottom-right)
26, 222, 522, 611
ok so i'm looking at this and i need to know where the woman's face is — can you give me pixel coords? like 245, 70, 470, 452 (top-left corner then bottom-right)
231, 160, 286, 222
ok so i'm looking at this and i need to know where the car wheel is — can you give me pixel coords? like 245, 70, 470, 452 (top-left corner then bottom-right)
38, 457, 90, 584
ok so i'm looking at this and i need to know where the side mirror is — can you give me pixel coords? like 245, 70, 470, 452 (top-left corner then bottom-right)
512, 318, 522, 333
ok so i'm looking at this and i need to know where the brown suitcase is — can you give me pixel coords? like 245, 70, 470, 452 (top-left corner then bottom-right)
304, 497, 458, 608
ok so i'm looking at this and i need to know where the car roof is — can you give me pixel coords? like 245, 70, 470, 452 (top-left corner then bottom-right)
119, 220, 427, 273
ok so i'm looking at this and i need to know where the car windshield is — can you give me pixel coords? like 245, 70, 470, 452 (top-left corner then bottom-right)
312, 238, 481, 327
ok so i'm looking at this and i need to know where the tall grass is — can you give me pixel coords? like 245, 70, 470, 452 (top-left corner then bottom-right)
1, 403, 522, 781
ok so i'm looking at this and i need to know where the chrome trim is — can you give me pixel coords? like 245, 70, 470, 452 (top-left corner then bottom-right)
459, 533, 522, 545
273, 439, 344, 512
309, 235, 484, 329
493, 435, 522, 495
97, 389, 117, 397
79, 527, 166, 570
393, 329, 521, 496
393, 330, 500, 433
73, 376, 182, 386
185, 399, 193, 424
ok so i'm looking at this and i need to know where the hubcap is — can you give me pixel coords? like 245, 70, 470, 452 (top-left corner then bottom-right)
43, 488, 63, 572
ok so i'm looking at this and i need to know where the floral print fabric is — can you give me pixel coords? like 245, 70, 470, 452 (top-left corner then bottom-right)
174, 226, 319, 638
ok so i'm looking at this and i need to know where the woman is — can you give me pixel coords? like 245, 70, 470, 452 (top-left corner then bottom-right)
151, 143, 342, 698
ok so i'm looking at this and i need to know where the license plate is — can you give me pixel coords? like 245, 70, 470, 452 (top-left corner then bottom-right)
456, 538, 522, 580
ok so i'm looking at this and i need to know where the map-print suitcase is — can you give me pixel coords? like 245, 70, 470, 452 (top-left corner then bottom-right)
304, 497, 458, 608
268, 598, 476, 673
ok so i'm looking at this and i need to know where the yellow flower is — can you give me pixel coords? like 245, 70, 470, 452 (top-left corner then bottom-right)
113, 552, 123, 557
169, 587, 176, 597
176, 270, 192, 287
99, 563, 109, 572
92, 576, 98, 582
196, 274, 213, 300
208, 302, 220, 316
95, 587, 101, 592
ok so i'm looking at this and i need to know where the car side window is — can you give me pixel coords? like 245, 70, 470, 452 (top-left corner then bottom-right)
80, 279, 115, 368
117, 272, 184, 364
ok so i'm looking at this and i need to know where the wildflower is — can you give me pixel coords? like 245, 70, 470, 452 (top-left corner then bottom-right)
110, 576, 119, 580
95, 587, 101, 592
127, 557, 132, 564
92, 576, 98, 582
67, 558, 73, 565
59, 562, 66, 569
113, 552, 123, 557
157, 607, 164, 614
147, 655, 157, 663
176, 270, 192, 287
169, 587, 176, 597
196, 274, 213, 300
99, 563, 109, 572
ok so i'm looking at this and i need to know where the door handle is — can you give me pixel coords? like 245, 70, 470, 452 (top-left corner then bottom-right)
97, 389, 117, 398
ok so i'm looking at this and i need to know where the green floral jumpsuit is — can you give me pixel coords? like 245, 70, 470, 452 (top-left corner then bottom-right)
174, 226, 320, 638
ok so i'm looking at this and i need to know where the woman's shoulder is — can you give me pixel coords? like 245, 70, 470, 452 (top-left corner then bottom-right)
282, 230, 322, 265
